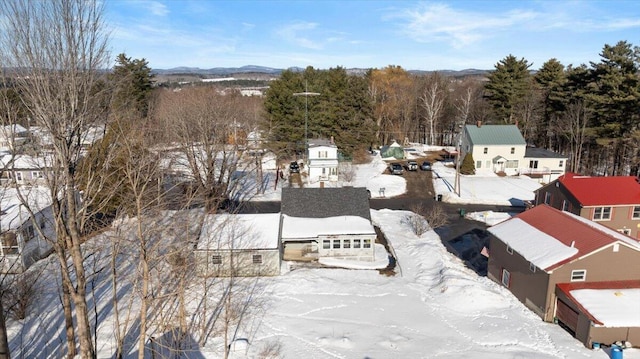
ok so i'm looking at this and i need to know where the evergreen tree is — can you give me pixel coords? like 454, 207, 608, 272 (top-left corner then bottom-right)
263, 67, 375, 158
484, 55, 533, 124
588, 41, 640, 138
460, 153, 475, 175
110, 53, 155, 118
534, 58, 567, 148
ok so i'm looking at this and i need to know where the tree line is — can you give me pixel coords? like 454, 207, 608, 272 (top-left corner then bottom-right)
264, 43, 640, 176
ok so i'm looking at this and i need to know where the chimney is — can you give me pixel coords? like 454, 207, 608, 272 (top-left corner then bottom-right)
476, 120, 482, 128
515, 119, 519, 127
330, 135, 334, 144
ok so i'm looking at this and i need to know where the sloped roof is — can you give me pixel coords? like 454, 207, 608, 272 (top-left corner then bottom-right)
198, 213, 280, 250
557, 280, 640, 326
558, 172, 640, 206
464, 124, 526, 146
488, 205, 640, 271
308, 138, 336, 148
281, 215, 375, 240
524, 146, 567, 159
281, 187, 371, 220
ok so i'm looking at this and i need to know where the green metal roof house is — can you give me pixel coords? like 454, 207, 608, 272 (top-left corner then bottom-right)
460, 122, 526, 175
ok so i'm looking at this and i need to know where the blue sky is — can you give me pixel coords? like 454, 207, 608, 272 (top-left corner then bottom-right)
105, 0, 640, 71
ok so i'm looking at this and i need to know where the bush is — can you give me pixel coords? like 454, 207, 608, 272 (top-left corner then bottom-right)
460, 153, 475, 175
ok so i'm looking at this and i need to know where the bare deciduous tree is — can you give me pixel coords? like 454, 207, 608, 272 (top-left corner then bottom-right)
0, 0, 111, 356
419, 74, 447, 145
154, 88, 256, 212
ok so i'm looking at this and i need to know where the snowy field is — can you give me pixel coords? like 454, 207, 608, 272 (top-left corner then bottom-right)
6, 148, 639, 358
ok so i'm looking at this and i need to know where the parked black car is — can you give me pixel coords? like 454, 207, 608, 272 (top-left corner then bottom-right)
421, 161, 432, 171
289, 161, 300, 173
389, 163, 403, 175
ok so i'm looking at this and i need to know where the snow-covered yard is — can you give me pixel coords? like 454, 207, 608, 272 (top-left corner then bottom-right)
5, 147, 638, 358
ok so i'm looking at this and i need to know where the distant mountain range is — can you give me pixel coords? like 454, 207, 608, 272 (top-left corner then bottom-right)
151, 65, 489, 78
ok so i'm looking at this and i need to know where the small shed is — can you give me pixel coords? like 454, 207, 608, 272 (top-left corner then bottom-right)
380, 141, 404, 160
195, 213, 281, 277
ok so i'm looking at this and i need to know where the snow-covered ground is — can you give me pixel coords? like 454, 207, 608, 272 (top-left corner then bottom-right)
6, 147, 638, 358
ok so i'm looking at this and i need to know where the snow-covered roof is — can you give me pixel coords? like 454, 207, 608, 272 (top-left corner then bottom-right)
570, 288, 640, 327
198, 213, 280, 250
0, 187, 53, 231
281, 214, 375, 240
488, 218, 578, 269
0, 154, 49, 169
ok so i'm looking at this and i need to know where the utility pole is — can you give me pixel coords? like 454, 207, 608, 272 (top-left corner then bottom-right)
293, 82, 320, 163
454, 126, 463, 196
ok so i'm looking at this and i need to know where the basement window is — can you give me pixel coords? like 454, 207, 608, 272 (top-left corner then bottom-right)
252, 255, 263, 264
211, 255, 222, 265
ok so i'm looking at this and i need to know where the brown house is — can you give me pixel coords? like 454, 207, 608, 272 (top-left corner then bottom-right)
487, 205, 640, 347
555, 280, 640, 348
534, 172, 640, 239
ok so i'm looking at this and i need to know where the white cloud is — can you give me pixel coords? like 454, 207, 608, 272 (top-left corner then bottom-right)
145, 1, 169, 16
276, 21, 324, 50
399, 3, 539, 48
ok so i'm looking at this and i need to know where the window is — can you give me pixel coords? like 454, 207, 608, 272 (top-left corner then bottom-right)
323, 240, 330, 249
363, 239, 371, 248
562, 200, 569, 211
476, 161, 482, 169
15, 172, 22, 181
343, 239, 351, 249
506, 245, 513, 254
319, 151, 328, 158
510, 147, 515, 154
23, 226, 35, 242
211, 255, 222, 264
252, 254, 263, 264
559, 160, 564, 168
330, 168, 337, 176
529, 160, 538, 169
544, 192, 551, 205
333, 240, 340, 249
633, 206, 640, 219
353, 239, 361, 248
593, 207, 611, 221
505, 160, 518, 169
483, 147, 488, 154
501, 268, 511, 287
570, 269, 586, 282
1, 233, 18, 255
529, 262, 536, 273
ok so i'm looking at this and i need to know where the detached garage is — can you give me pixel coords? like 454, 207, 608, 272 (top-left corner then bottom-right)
555, 281, 640, 348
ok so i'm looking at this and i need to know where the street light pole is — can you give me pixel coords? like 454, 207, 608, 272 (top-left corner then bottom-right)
293, 82, 320, 162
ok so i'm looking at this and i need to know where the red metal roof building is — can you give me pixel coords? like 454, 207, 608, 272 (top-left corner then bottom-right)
534, 172, 640, 238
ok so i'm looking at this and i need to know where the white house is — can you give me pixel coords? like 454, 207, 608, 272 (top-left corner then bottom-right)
195, 213, 281, 277
460, 123, 526, 176
280, 187, 377, 263
0, 154, 49, 185
307, 138, 338, 183
0, 124, 29, 152
522, 146, 568, 183
0, 187, 55, 273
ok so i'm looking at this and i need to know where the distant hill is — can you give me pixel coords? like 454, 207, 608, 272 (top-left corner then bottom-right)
151, 65, 490, 78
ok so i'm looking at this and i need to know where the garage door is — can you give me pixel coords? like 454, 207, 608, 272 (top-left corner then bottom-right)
556, 299, 579, 334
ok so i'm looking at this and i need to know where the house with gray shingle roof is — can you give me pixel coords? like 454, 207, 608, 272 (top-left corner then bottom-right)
522, 146, 568, 183
279, 187, 377, 262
